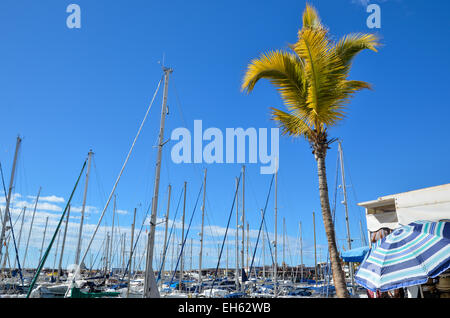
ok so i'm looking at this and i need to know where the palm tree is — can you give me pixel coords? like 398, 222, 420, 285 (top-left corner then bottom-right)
241, 4, 379, 298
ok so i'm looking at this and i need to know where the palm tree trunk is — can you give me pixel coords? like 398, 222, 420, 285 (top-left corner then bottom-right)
315, 150, 349, 298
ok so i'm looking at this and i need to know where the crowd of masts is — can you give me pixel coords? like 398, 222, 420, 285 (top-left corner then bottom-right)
0, 66, 360, 298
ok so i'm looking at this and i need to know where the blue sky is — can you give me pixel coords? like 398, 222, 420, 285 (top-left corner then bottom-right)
0, 0, 449, 271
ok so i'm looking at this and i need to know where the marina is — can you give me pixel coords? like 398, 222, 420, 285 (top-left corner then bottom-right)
0, 1, 449, 302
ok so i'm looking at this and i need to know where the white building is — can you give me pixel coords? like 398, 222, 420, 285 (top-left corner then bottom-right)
358, 183, 450, 246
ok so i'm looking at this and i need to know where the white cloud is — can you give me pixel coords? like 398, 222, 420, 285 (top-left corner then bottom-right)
28, 195, 65, 203
69, 205, 99, 214
116, 209, 128, 215
12, 200, 62, 212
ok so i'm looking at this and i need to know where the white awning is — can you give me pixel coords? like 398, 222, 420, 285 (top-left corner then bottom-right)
395, 184, 450, 225
359, 184, 450, 232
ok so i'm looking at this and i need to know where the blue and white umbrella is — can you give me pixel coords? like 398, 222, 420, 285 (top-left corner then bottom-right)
355, 220, 450, 292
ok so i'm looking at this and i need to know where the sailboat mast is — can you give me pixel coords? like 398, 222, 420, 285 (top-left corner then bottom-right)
313, 211, 317, 282
13, 207, 26, 270
360, 220, 367, 246
241, 165, 245, 278
52, 227, 61, 274
0, 136, 21, 263
126, 207, 137, 298
261, 209, 265, 279
338, 141, 354, 293
144, 66, 172, 298
180, 181, 187, 291
274, 163, 278, 297
246, 222, 249, 275
38, 216, 49, 266
283, 217, 285, 281
23, 187, 41, 269
190, 238, 193, 273
299, 221, 303, 282
235, 177, 239, 291
75, 150, 93, 265
199, 169, 207, 291
161, 185, 171, 282
57, 204, 71, 281
226, 235, 229, 278
104, 233, 110, 274
108, 194, 117, 273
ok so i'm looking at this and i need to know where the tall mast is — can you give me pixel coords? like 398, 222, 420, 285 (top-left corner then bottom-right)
104, 233, 110, 274
109, 194, 116, 274
0, 136, 21, 262
261, 209, 265, 279
199, 169, 207, 291
23, 187, 41, 269
274, 163, 278, 297
190, 238, 193, 273
313, 211, 317, 282
283, 217, 286, 281
338, 141, 354, 293
126, 207, 137, 298
161, 185, 171, 282
75, 150, 93, 265
246, 222, 249, 274
122, 233, 126, 275
299, 221, 303, 282
13, 207, 26, 270
38, 216, 49, 266
241, 165, 245, 278
360, 220, 367, 246
144, 66, 172, 298
235, 177, 239, 291
180, 181, 187, 291
52, 227, 61, 274
58, 204, 71, 281
226, 234, 229, 278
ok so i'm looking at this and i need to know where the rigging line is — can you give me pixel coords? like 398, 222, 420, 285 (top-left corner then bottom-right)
173, 80, 218, 254
284, 226, 294, 267
153, 186, 183, 281
342, 146, 367, 232
205, 205, 221, 257
169, 182, 204, 286
0, 160, 24, 285
263, 217, 275, 267
171, 79, 205, 184
209, 171, 242, 297
246, 172, 262, 210
248, 173, 275, 280
26, 158, 87, 298
122, 200, 153, 281
92, 156, 108, 211
337, 141, 364, 246
88, 236, 105, 272
172, 77, 223, 255
155, 187, 183, 281
65, 75, 163, 296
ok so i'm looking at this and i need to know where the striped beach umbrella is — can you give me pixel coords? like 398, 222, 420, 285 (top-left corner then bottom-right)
355, 220, 450, 292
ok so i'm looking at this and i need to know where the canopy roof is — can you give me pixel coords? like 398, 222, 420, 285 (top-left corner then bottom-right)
341, 246, 370, 263
359, 184, 450, 232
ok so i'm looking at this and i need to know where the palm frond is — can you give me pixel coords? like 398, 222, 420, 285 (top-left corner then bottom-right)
302, 3, 322, 29
241, 5, 379, 143
241, 50, 310, 115
270, 107, 314, 139
334, 33, 380, 68
292, 28, 347, 129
